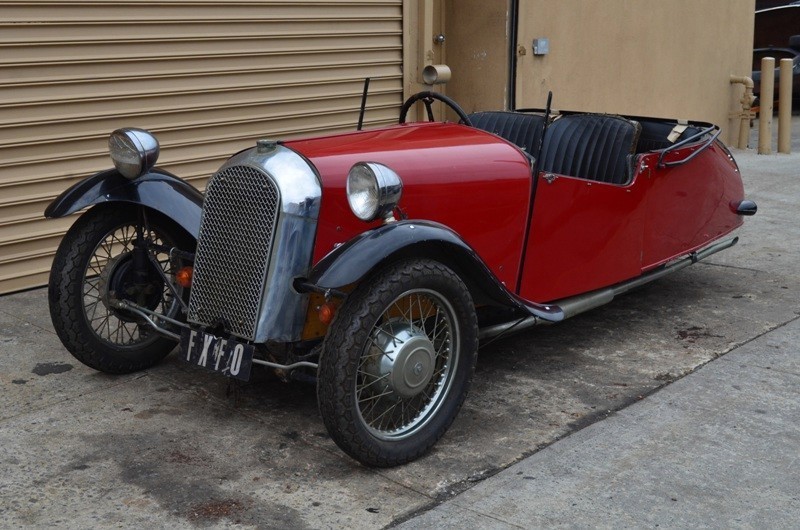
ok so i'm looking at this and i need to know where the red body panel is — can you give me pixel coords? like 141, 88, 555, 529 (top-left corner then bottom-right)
520, 175, 646, 302
640, 144, 744, 269
285, 123, 533, 289
521, 142, 745, 302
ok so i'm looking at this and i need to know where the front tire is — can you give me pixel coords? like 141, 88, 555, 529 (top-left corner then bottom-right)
318, 259, 478, 467
48, 204, 191, 374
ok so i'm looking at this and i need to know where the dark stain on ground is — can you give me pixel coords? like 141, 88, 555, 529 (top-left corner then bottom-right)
677, 326, 724, 342
188, 499, 245, 522
283, 431, 300, 441
31, 362, 73, 376
69, 431, 312, 529
12, 379, 27, 384
168, 450, 203, 465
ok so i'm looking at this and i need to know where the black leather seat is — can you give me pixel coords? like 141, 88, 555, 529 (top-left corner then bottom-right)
468, 111, 546, 156
636, 120, 704, 152
539, 114, 641, 185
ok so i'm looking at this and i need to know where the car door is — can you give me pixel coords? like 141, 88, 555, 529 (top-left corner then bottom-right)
517, 173, 647, 303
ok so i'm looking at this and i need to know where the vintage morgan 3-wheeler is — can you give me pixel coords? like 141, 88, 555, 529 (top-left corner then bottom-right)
46, 90, 757, 467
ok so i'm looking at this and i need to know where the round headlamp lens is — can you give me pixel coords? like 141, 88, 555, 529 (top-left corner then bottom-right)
346, 162, 403, 222
108, 128, 159, 180
347, 164, 380, 221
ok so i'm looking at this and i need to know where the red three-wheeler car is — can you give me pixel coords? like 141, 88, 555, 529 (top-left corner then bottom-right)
45, 91, 756, 467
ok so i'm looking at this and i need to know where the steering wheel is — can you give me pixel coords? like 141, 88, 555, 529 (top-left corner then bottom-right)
399, 91, 472, 126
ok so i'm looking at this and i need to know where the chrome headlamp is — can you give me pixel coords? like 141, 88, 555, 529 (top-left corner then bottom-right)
108, 128, 160, 180
346, 162, 403, 222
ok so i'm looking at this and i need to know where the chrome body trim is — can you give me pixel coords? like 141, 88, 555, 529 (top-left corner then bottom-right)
188, 144, 321, 342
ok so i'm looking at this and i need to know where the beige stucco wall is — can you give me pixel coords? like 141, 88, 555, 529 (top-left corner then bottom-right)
441, 0, 755, 145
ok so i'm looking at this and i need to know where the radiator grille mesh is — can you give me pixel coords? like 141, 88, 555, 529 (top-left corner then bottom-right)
187, 165, 280, 340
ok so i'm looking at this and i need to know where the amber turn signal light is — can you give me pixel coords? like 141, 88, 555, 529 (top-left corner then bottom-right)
318, 302, 336, 325
175, 266, 193, 288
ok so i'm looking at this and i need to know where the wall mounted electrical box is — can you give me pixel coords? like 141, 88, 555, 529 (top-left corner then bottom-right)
532, 38, 550, 55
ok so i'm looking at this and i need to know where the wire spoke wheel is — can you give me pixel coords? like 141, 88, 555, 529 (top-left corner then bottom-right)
318, 259, 478, 467
356, 289, 458, 440
83, 222, 176, 348
48, 204, 192, 374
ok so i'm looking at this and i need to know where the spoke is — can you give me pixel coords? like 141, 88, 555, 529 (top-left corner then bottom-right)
107, 316, 116, 343
357, 388, 395, 404
365, 336, 383, 355
407, 395, 423, 421
84, 279, 101, 297
87, 259, 104, 277
92, 313, 109, 335
387, 313, 397, 347
356, 372, 390, 396
371, 399, 402, 430
406, 296, 416, 327
391, 299, 410, 326
395, 400, 406, 426
415, 294, 426, 327
360, 392, 389, 420
375, 327, 406, 346
430, 306, 442, 344
85, 300, 103, 323
431, 320, 450, 345
113, 318, 122, 343
356, 370, 390, 384
127, 322, 139, 343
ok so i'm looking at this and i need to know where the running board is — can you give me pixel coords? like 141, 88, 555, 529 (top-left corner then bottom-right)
479, 237, 738, 341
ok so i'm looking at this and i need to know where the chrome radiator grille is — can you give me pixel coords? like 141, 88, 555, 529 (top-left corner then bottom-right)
187, 165, 280, 340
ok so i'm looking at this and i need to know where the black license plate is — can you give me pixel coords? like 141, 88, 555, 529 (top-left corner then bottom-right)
180, 328, 254, 381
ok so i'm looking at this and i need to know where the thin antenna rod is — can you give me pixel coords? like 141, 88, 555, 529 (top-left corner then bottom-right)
357, 77, 371, 131
514, 90, 553, 292
536, 91, 553, 161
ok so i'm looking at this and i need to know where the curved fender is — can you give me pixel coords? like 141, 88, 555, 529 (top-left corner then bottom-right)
307, 220, 563, 322
44, 168, 204, 237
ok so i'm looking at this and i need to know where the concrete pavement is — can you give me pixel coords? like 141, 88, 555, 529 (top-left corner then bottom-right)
399, 316, 800, 528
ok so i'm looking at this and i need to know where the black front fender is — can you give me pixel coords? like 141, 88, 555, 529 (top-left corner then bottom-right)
306, 220, 553, 318
44, 168, 204, 237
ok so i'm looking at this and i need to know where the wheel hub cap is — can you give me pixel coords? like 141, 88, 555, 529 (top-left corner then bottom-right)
368, 323, 436, 399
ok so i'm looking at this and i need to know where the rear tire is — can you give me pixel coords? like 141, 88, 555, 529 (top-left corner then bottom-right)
318, 259, 478, 467
48, 204, 191, 374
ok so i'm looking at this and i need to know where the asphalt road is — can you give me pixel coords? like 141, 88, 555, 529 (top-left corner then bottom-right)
1, 135, 798, 528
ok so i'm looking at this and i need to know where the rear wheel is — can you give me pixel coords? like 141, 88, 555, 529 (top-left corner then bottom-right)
318, 259, 478, 467
48, 204, 191, 374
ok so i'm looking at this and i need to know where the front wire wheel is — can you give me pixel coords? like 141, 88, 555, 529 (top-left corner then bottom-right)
318, 259, 478, 467
48, 204, 191, 374
85, 221, 174, 346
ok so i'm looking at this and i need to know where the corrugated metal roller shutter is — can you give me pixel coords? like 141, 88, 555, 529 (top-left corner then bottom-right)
0, 0, 404, 294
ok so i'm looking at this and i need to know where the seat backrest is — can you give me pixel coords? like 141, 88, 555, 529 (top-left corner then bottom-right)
539, 114, 641, 185
636, 120, 704, 153
468, 111, 546, 156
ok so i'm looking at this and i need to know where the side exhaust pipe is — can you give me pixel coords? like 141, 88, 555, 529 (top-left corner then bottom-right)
479, 237, 739, 343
